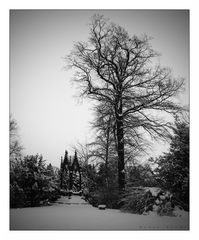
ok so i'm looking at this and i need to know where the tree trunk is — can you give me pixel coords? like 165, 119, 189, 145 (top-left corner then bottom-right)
105, 118, 111, 189
60, 158, 63, 189
69, 171, 73, 190
116, 98, 125, 191
60, 171, 63, 189
79, 172, 82, 191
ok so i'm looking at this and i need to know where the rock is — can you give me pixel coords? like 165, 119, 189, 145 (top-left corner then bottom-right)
155, 199, 160, 205
159, 195, 166, 200
40, 199, 51, 206
98, 205, 106, 210
152, 204, 159, 212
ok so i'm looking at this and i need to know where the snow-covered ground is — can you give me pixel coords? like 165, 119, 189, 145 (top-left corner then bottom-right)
10, 196, 189, 230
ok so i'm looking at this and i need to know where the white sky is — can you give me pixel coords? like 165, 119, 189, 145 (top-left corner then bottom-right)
10, 10, 189, 167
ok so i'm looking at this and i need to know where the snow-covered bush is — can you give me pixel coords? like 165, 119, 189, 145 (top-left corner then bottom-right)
120, 187, 185, 216
10, 154, 60, 208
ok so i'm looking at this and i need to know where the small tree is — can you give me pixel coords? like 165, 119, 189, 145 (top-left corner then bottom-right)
66, 15, 184, 191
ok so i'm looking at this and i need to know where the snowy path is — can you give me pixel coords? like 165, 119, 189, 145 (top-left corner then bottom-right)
10, 196, 189, 230
56, 195, 90, 205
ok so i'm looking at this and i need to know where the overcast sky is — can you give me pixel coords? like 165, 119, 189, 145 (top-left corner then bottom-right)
10, 10, 189, 167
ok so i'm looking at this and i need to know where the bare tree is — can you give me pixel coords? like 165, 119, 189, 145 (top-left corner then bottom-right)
71, 142, 94, 165
10, 116, 23, 164
66, 15, 184, 191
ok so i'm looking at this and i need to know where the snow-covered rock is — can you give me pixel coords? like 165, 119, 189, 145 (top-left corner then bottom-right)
144, 187, 161, 197
152, 204, 160, 212
159, 195, 166, 200
155, 199, 160, 205
173, 206, 187, 217
98, 205, 106, 210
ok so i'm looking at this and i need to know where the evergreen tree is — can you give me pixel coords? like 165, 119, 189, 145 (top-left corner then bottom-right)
10, 154, 60, 208
154, 120, 189, 209
46, 163, 54, 177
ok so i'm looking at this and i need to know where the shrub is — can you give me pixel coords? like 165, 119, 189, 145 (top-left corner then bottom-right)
10, 182, 26, 208
120, 187, 185, 216
10, 155, 60, 208
86, 187, 121, 209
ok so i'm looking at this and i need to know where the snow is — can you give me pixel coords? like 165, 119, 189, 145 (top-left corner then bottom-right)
10, 196, 189, 230
145, 187, 162, 197
117, 101, 121, 110
173, 206, 188, 218
98, 205, 106, 210
152, 205, 160, 212
159, 195, 166, 200
155, 199, 160, 205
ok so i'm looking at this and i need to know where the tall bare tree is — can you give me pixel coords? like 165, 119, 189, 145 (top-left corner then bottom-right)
10, 116, 23, 165
66, 15, 184, 191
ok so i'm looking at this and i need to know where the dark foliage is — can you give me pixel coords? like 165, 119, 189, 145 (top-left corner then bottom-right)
153, 120, 189, 210
81, 161, 121, 208
10, 155, 60, 208
126, 163, 157, 188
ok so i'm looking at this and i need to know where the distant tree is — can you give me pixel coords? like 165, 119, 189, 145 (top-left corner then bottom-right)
67, 15, 185, 191
89, 102, 115, 189
10, 116, 23, 164
82, 164, 98, 193
126, 163, 157, 188
46, 163, 54, 177
71, 142, 93, 165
